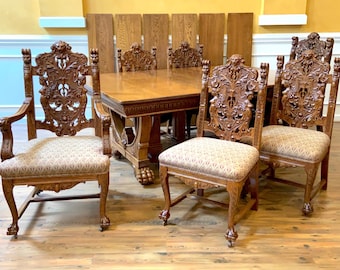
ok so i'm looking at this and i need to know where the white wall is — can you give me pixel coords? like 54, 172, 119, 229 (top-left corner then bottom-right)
1, 33, 340, 121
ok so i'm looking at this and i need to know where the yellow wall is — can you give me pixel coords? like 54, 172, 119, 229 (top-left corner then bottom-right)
0, 0, 340, 35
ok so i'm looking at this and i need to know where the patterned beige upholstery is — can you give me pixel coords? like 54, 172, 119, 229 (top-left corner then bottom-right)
0, 136, 109, 178
261, 126, 330, 162
159, 137, 259, 181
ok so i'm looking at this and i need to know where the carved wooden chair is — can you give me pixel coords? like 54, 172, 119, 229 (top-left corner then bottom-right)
168, 41, 204, 138
0, 41, 112, 237
158, 56, 269, 247
261, 50, 340, 215
290, 32, 334, 64
117, 42, 157, 72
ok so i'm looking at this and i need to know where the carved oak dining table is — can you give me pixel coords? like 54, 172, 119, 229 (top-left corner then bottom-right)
86, 67, 203, 185
86, 66, 275, 185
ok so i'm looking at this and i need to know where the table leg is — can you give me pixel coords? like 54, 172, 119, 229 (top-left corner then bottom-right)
109, 110, 162, 185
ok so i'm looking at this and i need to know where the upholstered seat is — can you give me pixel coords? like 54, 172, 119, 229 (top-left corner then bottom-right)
261, 126, 330, 163
0, 136, 109, 178
159, 137, 259, 181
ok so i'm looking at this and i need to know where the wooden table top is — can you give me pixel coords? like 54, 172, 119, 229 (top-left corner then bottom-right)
86, 66, 275, 118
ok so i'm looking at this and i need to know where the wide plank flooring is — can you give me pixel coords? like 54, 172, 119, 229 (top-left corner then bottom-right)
0, 123, 340, 269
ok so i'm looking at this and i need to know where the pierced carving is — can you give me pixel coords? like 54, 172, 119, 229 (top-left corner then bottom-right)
35, 40, 92, 136
280, 50, 330, 128
290, 32, 334, 64
206, 54, 268, 141
118, 42, 157, 72
168, 41, 203, 68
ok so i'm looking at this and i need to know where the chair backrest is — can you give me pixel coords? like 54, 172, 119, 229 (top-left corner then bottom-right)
196, 55, 269, 148
168, 41, 203, 68
290, 32, 334, 64
22, 40, 103, 140
270, 50, 340, 137
117, 42, 157, 72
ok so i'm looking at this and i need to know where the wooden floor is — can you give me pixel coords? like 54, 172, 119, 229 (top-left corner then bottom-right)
1, 123, 340, 269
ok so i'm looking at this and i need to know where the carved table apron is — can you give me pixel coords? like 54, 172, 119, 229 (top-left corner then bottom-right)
86, 67, 202, 185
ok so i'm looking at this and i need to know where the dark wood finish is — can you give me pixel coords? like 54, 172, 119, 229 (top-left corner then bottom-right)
171, 14, 198, 50
0, 41, 112, 237
261, 50, 340, 215
227, 13, 253, 66
158, 56, 269, 247
290, 32, 334, 64
114, 14, 142, 53
143, 14, 169, 69
199, 13, 225, 66
86, 13, 115, 73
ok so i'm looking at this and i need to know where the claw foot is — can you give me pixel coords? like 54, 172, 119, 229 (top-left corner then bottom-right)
7, 223, 18, 237
159, 210, 170, 226
225, 228, 238, 248
100, 216, 110, 231
135, 167, 154, 185
302, 202, 313, 216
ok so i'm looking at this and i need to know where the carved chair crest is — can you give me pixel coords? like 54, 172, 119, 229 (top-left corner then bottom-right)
25, 40, 94, 136
290, 32, 334, 64
202, 54, 268, 141
168, 41, 203, 68
117, 42, 157, 72
279, 49, 331, 128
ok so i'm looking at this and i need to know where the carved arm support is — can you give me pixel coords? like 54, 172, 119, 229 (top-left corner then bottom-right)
93, 97, 112, 157
0, 97, 32, 161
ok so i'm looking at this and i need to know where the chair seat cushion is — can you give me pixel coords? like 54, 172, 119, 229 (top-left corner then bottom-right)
261, 125, 330, 162
0, 136, 110, 179
158, 137, 259, 182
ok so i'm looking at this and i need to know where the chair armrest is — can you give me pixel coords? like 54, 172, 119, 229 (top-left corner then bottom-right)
0, 98, 31, 160
93, 97, 112, 156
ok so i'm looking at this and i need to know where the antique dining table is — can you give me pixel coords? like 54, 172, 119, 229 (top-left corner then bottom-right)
86, 67, 275, 185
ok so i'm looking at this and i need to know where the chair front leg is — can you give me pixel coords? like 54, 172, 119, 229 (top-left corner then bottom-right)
2, 180, 19, 237
98, 174, 110, 231
159, 166, 171, 225
303, 164, 318, 216
225, 181, 244, 247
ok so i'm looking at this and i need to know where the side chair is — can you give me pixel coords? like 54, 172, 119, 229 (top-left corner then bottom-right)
158, 55, 269, 247
168, 41, 204, 138
260, 50, 340, 215
0, 40, 112, 237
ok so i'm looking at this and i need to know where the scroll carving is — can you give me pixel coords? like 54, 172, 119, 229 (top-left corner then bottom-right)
118, 43, 157, 72
206, 54, 268, 141
168, 41, 203, 68
280, 50, 330, 128
35, 40, 92, 136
